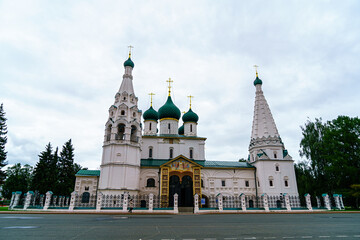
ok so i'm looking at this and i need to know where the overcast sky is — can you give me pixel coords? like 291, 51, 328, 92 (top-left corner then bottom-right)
1, 0, 359, 170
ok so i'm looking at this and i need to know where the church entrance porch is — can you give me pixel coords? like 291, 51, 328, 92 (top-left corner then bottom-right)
169, 175, 194, 207
159, 155, 202, 208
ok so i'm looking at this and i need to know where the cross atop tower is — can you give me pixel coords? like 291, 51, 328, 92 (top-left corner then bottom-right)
128, 45, 134, 58
148, 92, 155, 107
166, 77, 173, 96
253, 65, 259, 77
187, 95, 194, 109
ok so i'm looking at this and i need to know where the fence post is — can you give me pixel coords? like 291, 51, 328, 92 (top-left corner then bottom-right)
283, 193, 291, 211
23, 191, 34, 210
43, 191, 53, 210
262, 193, 269, 212
68, 191, 76, 211
9, 192, 16, 209
322, 193, 331, 210
10, 191, 22, 210
96, 192, 103, 211
240, 193, 246, 211
123, 193, 128, 212
174, 193, 178, 214
217, 193, 223, 212
333, 194, 341, 210
339, 194, 345, 210
304, 193, 312, 211
149, 193, 154, 212
194, 194, 199, 213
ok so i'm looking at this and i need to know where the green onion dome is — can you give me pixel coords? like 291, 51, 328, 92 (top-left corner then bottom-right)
253, 76, 262, 86
178, 125, 184, 135
124, 57, 134, 68
182, 108, 199, 123
143, 106, 158, 121
158, 96, 181, 120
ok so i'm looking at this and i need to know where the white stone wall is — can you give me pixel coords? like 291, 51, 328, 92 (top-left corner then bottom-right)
139, 168, 160, 195
144, 120, 157, 135
141, 137, 205, 160
201, 169, 256, 197
253, 160, 298, 196
184, 122, 197, 136
74, 176, 99, 195
159, 119, 179, 135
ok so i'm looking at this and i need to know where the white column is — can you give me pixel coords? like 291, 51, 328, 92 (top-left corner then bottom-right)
149, 193, 154, 212
240, 194, 246, 211
123, 193, 128, 212
262, 193, 269, 212
174, 193, 178, 214
333, 194, 341, 210
68, 191, 76, 211
9, 192, 15, 209
322, 193, 331, 210
10, 191, 22, 210
44, 191, 53, 210
284, 194, 291, 211
305, 193, 313, 211
23, 191, 34, 210
339, 194, 345, 210
194, 194, 199, 213
217, 193, 223, 212
96, 192, 103, 211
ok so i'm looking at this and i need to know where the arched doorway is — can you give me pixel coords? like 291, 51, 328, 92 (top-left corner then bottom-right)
168, 175, 193, 207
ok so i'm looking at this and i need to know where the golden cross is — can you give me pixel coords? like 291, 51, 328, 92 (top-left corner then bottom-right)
166, 77, 173, 96
253, 65, 259, 77
128, 45, 134, 57
182, 111, 186, 114
187, 95, 194, 109
148, 93, 155, 107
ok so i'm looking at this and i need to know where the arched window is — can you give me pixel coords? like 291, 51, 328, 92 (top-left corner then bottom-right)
284, 176, 289, 187
245, 180, 249, 187
106, 124, 112, 141
121, 110, 125, 115
148, 147, 153, 158
168, 123, 171, 133
190, 124, 193, 132
269, 176, 274, 187
146, 178, 155, 187
189, 148, 193, 159
149, 122, 152, 131
130, 125, 137, 142
275, 164, 279, 172
116, 123, 125, 140
169, 148, 173, 158
201, 179, 204, 188
274, 151, 277, 159
81, 192, 90, 203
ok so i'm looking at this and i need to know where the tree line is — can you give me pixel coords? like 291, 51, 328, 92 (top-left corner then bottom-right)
295, 116, 360, 208
0, 104, 83, 199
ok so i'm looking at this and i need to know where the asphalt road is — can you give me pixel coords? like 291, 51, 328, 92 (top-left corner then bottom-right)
0, 213, 359, 240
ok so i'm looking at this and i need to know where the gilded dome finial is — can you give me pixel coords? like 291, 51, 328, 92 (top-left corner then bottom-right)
128, 45, 134, 58
253, 65, 259, 77
166, 77, 173, 96
187, 95, 194, 109
148, 92, 155, 107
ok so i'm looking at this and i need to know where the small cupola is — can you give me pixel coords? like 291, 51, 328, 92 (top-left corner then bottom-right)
182, 108, 199, 123
143, 106, 158, 121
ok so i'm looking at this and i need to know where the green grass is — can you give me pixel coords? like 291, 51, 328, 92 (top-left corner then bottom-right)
0, 206, 9, 211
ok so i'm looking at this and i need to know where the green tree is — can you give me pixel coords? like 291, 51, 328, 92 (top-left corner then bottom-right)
0, 103, 8, 184
349, 184, 360, 209
57, 139, 75, 196
299, 116, 360, 206
1, 163, 33, 199
31, 143, 58, 194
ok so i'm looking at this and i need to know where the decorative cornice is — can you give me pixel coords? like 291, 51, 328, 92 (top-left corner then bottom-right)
249, 135, 283, 150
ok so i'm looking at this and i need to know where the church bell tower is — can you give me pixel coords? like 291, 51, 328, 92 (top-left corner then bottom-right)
98, 48, 142, 195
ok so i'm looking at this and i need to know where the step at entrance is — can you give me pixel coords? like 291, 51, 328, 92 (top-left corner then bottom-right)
178, 207, 194, 213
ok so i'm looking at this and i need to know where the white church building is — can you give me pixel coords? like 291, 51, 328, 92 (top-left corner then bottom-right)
74, 51, 299, 208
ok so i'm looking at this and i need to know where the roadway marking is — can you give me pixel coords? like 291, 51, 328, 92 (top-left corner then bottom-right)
336, 236, 348, 238
244, 238, 256, 239
301, 237, 313, 239
224, 238, 237, 240
3, 226, 40, 229
283, 237, 295, 239
319, 237, 330, 238
204, 238, 217, 240
354, 236, 360, 238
